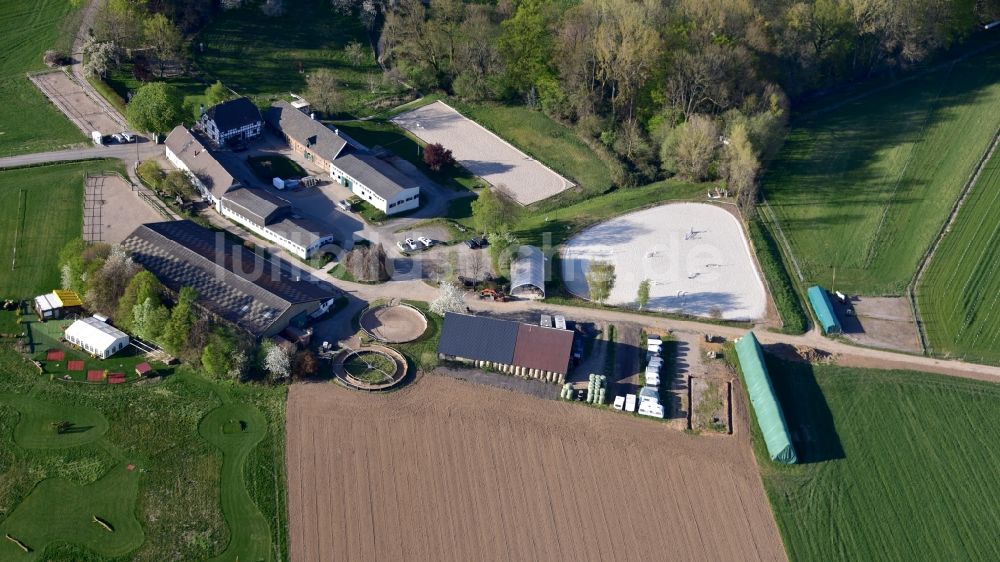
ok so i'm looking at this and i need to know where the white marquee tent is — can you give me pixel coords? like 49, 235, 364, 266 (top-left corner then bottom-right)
64, 317, 129, 359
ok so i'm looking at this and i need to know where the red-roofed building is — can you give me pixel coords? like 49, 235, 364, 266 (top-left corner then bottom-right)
135, 363, 153, 377
87, 370, 104, 382
67, 360, 84, 372
108, 373, 126, 384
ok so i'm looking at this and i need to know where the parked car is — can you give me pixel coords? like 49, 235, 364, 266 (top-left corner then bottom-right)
398, 238, 419, 251
337, 199, 353, 212
418, 236, 433, 248
111, 133, 125, 143
475, 236, 489, 247
466, 239, 480, 249
120, 131, 136, 143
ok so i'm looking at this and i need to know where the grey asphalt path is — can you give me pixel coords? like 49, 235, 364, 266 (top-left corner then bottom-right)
0, 142, 161, 169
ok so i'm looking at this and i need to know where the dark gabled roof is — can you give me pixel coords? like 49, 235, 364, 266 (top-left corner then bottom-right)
205, 97, 262, 132
437, 312, 518, 364
164, 126, 240, 199
437, 312, 574, 374
512, 324, 573, 374
121, 220, 335, 336
222, 187, 290, 226
332, 152, 416, 200
265, 101, 348, 162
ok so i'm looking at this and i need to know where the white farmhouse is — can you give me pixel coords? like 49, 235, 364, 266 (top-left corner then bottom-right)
64, 317, 129, 359
265, 101, 421, 215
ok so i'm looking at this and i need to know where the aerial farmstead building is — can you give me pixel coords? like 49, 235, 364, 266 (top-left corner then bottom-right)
199, 97, 263, 146
219, 187, 335, 259
807, 285, 842, 334
121, 220, 338, 338
33, 289, 82, 321
265, 101, 420, 215
436, 312, 574, 383
734, 331, 797, 464
164, 126, 242, 208
164, 126, 333, 259
65, 316, 130, 359
509, 245, 546, 299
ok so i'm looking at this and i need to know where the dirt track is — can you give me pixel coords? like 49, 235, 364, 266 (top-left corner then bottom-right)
286, 376, 786, 562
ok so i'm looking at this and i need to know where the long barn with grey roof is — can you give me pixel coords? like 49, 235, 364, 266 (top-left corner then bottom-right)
164, 126, 241, 206
122, 220, 337, 337
220, 187, 335, 259
437, 312, 574, 383
266, 100, 421, 215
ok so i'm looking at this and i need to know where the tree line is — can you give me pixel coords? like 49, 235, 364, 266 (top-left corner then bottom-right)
375, 0, 1000, 206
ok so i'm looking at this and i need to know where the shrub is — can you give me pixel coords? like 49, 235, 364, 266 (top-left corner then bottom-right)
748, 219, 807, 334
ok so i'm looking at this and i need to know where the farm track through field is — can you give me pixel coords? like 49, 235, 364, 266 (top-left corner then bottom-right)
286, 377, 786, 562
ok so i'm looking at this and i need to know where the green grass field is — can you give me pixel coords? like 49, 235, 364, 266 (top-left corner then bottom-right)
0, 0, 85, 156
0, 344, 288, 561
102, 69, 209, 122
194, 0, 379, 115
449, 100, 614, 198
917, 146, 1000, 363
751, 356, 1000, 561
513, 179, 705, 247
247, 155, 306, 182
0, 161, 121, 299
763, 46, 1000, 294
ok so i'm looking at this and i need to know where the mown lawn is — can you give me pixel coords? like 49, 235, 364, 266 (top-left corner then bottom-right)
762, 46, 1000, 294
448, 100, 614, 197
0, 0, 85, 155
0, 344, 288, 561
751, 355, 1000, 561
917, 146, 1000, 363
247, 155, 306, 182
0, 161, 121, 299
513, 179, 705, 247
102, 69, 209, 123
194, 0, 380, 116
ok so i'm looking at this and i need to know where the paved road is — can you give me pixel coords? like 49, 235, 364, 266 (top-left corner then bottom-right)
0, 142, 161, 169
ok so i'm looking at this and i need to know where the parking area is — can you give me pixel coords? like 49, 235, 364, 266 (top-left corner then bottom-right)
836, 296, 922, 353
392, 101, 573, 205
29, 70, 125, 135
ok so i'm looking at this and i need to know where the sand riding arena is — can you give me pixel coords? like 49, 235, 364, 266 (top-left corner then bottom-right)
359, 303, 427, 343
392, 101, 573, 205
560, 203, 768, 320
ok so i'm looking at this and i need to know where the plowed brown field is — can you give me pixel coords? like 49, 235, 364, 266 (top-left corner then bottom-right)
286, 376, 786, 562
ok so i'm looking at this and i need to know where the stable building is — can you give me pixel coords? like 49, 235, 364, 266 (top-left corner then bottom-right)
65, 316, 129, 359
200, 97, 263, 146
437, 312, 574, 383
164, 126, 242, 208
265, 101, 420, 215
33, 289, 83, 321
220, 187, 335, 259
122, 220, 338, 338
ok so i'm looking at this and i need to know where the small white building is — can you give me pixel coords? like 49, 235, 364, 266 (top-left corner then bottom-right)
64, 316, 129, 359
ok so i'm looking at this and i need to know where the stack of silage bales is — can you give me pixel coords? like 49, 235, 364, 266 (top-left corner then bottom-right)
586, 373, 607, 404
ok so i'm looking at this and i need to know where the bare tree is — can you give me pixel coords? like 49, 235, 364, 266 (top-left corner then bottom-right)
724, 122, 760, 215
305, 69, 343, 116
662, 114, 719, 181
468, 250, 485, 284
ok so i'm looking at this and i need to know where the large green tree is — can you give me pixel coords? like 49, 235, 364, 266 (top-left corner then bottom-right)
116, 270, 164, 331
471, 188, 518, 235
160, 287, 198, 355
126, 82, 184, 133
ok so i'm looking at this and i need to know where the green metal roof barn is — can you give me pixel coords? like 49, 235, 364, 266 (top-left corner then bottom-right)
735, 332, 798, 464
807, 285, 842, 334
